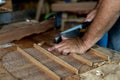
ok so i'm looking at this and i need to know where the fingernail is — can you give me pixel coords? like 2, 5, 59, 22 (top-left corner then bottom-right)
63, 51, 69, 55
47, 48, 51, 51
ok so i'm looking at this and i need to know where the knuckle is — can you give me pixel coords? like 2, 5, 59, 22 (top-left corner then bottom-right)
62, 49, 70, 55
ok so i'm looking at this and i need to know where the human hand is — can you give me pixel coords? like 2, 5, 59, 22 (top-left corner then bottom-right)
85, 9, 97, 22
48, 38, 88, 55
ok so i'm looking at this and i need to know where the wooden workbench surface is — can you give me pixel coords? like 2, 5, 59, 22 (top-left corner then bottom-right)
0, 26, 74, 80
0, 27, 120, 80
0, 28, 58, 80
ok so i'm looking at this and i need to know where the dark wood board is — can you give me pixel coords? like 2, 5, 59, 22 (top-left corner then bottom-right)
2, 48, 74, 80
52, 2, 97, 13
0, 19, 54, 45
2, 44, 112, 80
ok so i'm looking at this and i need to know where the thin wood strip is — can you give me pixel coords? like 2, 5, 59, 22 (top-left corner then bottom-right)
90, 48, 109, 60
63, 18, 85, 22
17, 47, 60, 80
33, 44, 78, 74
70, 53, 93, 66
35, 0, 44, 21
52, 2, 96, 12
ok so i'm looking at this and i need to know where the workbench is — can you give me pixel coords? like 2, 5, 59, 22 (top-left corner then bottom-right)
0, 20, 120, 80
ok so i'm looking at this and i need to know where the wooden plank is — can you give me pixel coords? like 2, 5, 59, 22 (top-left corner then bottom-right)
63, 18, 85, 22
0, 19, 54, 45
33, 44, 78, 74
70, 53, 93, 66
52, 2, 97, 13
17, 47, 60, 80
80, 64, 120, 80
35, 0, 44, 21
1, 24, 120, 80
90, 48, 109, 60
0, 0, 13, 11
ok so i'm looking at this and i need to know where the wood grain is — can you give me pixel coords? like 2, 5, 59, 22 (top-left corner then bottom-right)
0, 19, 54, 45
34, 44, 78, 74
35, 0, 44, 21
0, 0, 13, 11
2, 28, 119, 80
90, 48, 109, 60
70, 53, 93, 66
52, 2, 96, 13
17, 47, 60, 80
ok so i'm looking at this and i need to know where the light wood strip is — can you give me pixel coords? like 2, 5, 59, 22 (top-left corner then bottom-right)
52, 2, 96, 12
17, 47, 61, 80
90, 48, 109, 60
63, 18, 85, 22
35, 0, 44, 21
34, 44, 78, 74
70, 53, 93, 66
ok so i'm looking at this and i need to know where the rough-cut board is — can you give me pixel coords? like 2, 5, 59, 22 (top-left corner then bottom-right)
2, 48, 74, 80
2, 46, 120, 80
2, 48, 53, 80
90, 48, 110, 60
0, 19, 54, 45
91, 46, 113, 60
0, 0, 13, 11
66, 47, 120, 80
2, 43, 114, 80
70, 53, 93, 66
52, 2, 97, 13
80, 63, 120, 80
17, 47, 61, 80
33, 44, 78, 74
35, 0, 44, 21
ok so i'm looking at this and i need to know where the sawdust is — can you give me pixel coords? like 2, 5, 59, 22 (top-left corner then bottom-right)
80, 63, 120, 80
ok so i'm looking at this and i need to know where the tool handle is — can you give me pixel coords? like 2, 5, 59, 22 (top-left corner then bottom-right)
81, 22, 91, 28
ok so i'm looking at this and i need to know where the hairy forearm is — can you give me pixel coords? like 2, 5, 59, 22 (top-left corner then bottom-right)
82, 0, 120, 48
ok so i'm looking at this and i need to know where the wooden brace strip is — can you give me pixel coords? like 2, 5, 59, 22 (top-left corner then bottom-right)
70, 53, 93, 66
17, 47, 60, 80
35, 0, 44, 21
90, 48, 109, 60
52, 2, 97, 12
33, 44, 78, 74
